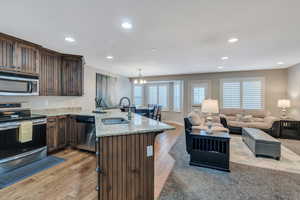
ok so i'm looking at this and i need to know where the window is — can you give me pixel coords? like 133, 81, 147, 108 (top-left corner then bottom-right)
173, 82, 182, 112
222, 81, 241, 108
159, 85, 168, 108
133, 80, 182, 112
221, 78, 264, 110
147, 84, 169, 110
243, 80, 263, 109
193, 87, 205, 105
148, 86, 158, 105
191, 82, 208, 106
133, 85, 143, 106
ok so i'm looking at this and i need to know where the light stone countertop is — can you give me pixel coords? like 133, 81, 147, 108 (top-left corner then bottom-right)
95, 109, 175, 137
33, 108, 175, 137
32, 107, 95, 117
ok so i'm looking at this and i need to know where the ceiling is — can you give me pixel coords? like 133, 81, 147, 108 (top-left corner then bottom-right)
1, 0, 300, 77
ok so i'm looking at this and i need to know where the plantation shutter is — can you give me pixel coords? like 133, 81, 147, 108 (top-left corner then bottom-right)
242, 80, 264, 109
222, 81, 241, 108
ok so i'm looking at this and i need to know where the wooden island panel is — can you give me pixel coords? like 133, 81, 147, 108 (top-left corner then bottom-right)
98, 133, 157, 200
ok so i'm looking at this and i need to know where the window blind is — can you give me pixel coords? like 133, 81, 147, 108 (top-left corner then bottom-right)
222, 81, 241, 108
242, 80, 263, 109
173, 82, 181, 112
148, 86, 158, 105
134, 86, 143, 106
221, 78, 264, 110
158, 85, 168, 108
193, 87, 205, 105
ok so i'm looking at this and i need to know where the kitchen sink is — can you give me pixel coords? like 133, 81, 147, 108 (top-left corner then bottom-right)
101, 117, 129, 125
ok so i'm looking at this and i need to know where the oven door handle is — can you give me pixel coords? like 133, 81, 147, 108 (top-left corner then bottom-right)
0, 147, 47, 164
0, 120, 47, 131
0, 125, 19, 131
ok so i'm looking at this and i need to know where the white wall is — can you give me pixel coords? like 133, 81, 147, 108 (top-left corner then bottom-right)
0, 65, 131, 111
288, 64, 300, 120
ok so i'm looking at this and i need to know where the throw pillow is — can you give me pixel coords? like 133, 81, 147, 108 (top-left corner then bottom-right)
242, 115, 253, 122
188, 112, 202, 126
236, 114, 243, 121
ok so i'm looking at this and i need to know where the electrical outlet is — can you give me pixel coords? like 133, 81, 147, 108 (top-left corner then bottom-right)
147, 145, 153, 157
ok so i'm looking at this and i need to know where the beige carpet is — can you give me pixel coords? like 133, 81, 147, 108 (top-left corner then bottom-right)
230, 135, 300, 174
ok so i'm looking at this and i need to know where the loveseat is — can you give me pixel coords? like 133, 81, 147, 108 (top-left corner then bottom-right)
219, 109, 279, 135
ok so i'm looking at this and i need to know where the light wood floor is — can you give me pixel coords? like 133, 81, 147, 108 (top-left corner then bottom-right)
0, 123, 182, 200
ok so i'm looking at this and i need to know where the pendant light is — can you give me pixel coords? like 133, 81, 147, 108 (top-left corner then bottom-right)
134, 69, 147, 84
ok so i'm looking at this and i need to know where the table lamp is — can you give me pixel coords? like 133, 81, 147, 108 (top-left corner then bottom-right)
201, 99, 219, 133
277, 99, 290, 119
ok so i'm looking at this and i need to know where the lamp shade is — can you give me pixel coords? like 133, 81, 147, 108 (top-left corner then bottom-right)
201, 99, 219, 114
277, 99, 291, 108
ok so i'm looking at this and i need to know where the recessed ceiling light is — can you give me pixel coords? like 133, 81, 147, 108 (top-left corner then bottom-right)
218, 66, 224, 69
221, 56, 229, 60
151, 48, 156, 52
106, 56, 113, 60
65, 36, 75, 43
121, 22, 132, 30
277, 62, 284, 65
228, 38, 239, 43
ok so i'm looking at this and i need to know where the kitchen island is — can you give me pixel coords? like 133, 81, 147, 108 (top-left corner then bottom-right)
95, 110, 175, 200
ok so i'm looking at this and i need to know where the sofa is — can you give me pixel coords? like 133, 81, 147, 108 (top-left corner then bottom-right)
219, 109, 279, 135
187, 109, 229, 133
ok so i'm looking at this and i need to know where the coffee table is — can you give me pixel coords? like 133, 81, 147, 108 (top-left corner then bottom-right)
242, 128, 281, 160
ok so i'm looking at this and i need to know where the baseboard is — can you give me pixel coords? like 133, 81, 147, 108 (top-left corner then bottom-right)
163, 120, 183, 127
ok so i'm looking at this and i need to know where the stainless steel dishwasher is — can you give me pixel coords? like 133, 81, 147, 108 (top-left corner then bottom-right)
74, 115, 96, 152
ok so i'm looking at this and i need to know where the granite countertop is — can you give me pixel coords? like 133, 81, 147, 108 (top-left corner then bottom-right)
95, 109, 175, 137
32, 108, 95, 117
33, 108, 175, 137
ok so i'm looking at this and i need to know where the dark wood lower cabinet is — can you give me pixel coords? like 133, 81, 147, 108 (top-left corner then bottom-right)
46, 117, 58, 153
47, 115, 69, 153
68, 116, 78, 146
97, 132, 159, 200
57, 116, 68, 149
47, 115, 88, 153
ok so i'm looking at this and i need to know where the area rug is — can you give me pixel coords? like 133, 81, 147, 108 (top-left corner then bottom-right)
230, 135, 300, 174
159, 134, 300, 200
0, 156, 65, 189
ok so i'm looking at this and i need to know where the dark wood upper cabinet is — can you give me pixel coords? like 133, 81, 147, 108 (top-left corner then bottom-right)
39, 50, 61, 96
0, 34, 40, 74
17, 43, 40, 74
0, 32, 84, 96
61, 56, 84, 96
0, 38, 16, 70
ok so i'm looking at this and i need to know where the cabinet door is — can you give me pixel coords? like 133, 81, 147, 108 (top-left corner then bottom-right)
39, 52, 61, 96
0, 38, 16, 71
57, 116, 67, 148
47, 117, 57, 153
68, 116, 78, 146
17, 43, 39, 74
61, 57, 83, 96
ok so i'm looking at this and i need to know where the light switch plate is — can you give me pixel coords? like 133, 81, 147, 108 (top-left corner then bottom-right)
147, 145, 153, 157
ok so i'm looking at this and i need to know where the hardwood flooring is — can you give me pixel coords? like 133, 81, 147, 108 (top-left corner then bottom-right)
0, 123, 182, 200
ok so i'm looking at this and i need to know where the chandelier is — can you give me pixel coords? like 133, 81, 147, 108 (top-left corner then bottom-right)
134, 68, 147, 84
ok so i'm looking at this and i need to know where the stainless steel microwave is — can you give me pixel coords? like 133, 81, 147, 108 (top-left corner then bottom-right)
0, 71, 39, 96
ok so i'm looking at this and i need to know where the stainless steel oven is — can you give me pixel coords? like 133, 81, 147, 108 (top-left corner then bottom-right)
0, 118, 47, 174
0, 71, 39, 96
